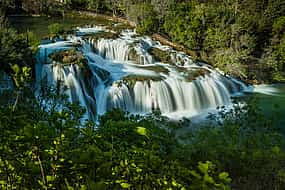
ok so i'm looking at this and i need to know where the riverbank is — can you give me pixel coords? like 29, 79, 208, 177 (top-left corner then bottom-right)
8, 11, 284, 85
64, 11, 283, 85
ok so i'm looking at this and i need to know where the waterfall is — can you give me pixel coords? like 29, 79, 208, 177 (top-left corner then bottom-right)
88, 37, 154, 64
36, 26, 251, 121
100, 76, 235, 117
91, 38, 131, 61
40, 63, 98, 120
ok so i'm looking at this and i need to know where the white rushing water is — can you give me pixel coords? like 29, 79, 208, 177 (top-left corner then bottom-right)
36, 26, 252, 121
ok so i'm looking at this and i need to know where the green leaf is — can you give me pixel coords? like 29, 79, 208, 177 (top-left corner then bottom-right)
136, 127, 148, 137
204, 174, 215, 184
120, 182, 131, 188
219, 172, 231, 183
46, 175, 55, 182
190, 170, 201, 179
198, 161, 211, 174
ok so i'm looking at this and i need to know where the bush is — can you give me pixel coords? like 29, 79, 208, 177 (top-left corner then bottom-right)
179, 99, 285, 189
0, 27, 33, 72
0, 78, 283, 189
0, 87, 231, 189
68, 0, 89, 10
48, 23, 64, 36
127, 3, 158, 35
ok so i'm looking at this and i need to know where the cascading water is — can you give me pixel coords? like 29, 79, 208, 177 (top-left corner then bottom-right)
89, 37, 154, 65
36, 26, 251, 121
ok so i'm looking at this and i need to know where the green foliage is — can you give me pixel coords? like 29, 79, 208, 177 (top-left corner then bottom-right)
211, 48, 248, 78
272, 72, 285, 82
1, 79, 284, 189
163, 1, 206, 50
48, 23, 64, 36
179, 99, 285, 189
267, 34, 285, 77
273, 16, 285, 37
161, 0, 284, 81
68, 0, 89, 10
274, 35, 285, 71
0, 25, 33, 72
24, 31, 40, 54
11, 65, 31, 89
0, 85, 232, 189
128, 3, 158, 35
49, 48, 88, 68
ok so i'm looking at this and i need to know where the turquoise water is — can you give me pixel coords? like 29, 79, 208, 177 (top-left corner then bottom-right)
8, 16, 113, 38
8, 16, 285, 127
244, 84, 285, 127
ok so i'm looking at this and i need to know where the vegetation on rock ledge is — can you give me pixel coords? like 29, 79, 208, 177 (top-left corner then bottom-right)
49, 48, 88, 67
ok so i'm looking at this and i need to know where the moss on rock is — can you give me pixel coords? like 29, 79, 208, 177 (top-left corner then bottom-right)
173, 67, 210, 82
123, 75, 163, 82
183, 68, 210, 82
148, 47, 174, 64
49, 48, 88, 67
83, 31, 119, 41
119, 74, 163, 88
134, 65, 169, 74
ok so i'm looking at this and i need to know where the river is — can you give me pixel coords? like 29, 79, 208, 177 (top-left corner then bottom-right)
9, 16, 285, 126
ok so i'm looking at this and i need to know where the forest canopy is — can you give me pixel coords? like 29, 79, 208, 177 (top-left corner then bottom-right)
2, 0, 285, 83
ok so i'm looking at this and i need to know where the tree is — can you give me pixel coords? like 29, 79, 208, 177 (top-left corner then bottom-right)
164, 1, 209, 50
128, 3, 158, 34
0, 21, 33, 73
150, 0, 175, 31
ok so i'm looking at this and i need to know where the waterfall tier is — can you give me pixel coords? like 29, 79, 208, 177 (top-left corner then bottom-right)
36, 26, 250, 120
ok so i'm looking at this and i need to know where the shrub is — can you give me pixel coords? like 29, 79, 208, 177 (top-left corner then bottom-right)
48, 23, 64, 36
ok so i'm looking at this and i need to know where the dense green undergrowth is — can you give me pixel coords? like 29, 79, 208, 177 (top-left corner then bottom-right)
1, 79, 285, 189
0, 86, 232, 189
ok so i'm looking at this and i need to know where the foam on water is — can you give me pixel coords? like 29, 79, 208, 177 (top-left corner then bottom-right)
253, 84, 282, 96
36, 25, 252, 120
